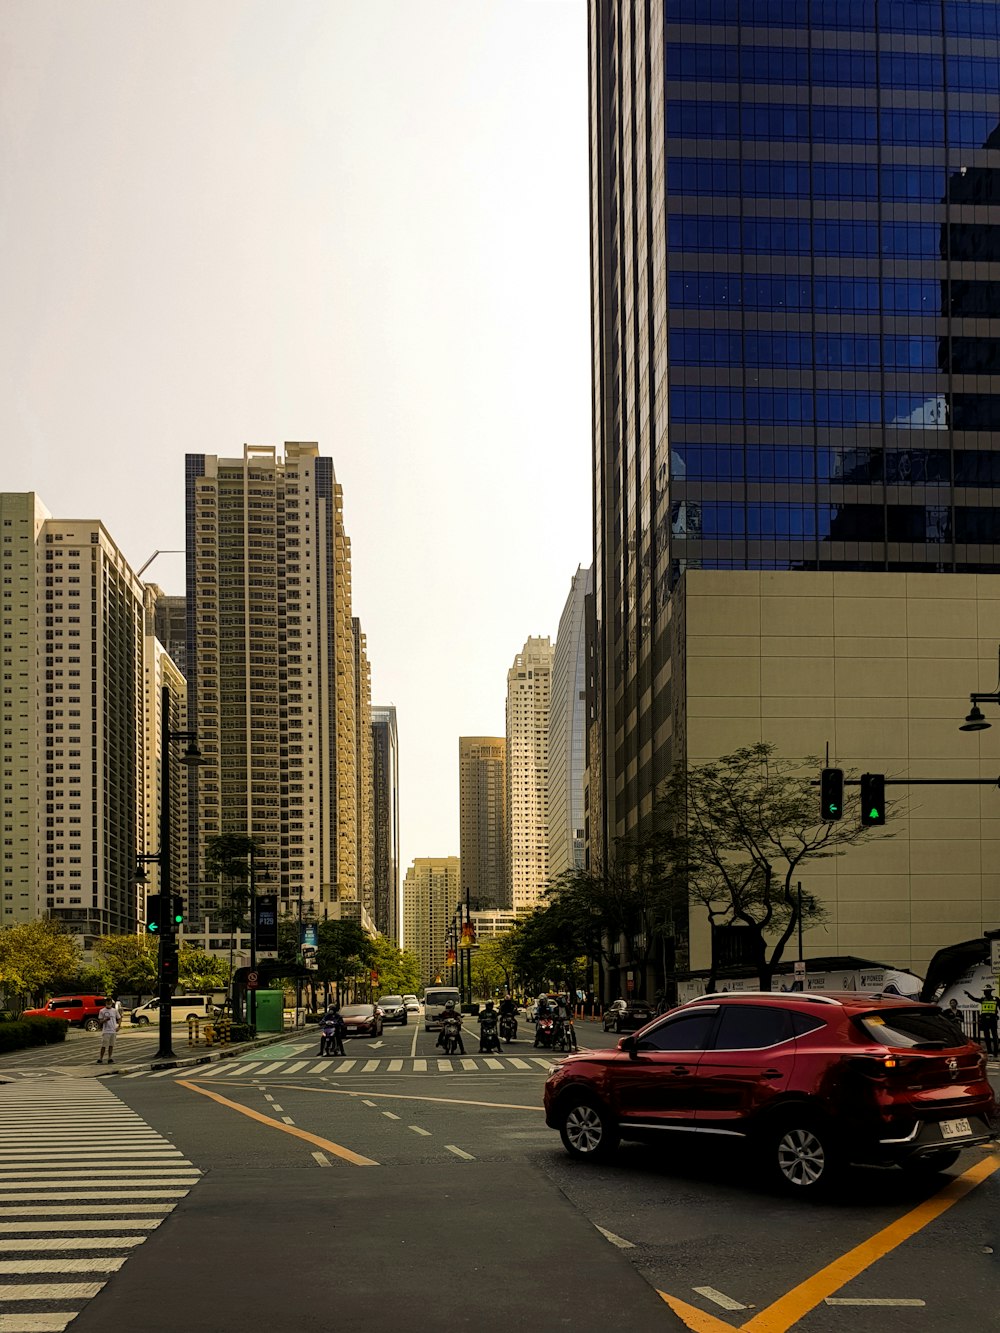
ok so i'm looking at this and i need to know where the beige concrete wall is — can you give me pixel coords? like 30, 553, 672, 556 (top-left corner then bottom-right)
682, 570, 1000, 976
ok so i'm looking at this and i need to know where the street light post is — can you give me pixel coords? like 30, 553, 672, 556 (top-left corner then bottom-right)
135, 685, 201, 1062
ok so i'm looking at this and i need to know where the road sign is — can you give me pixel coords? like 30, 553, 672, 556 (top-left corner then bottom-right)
370, 970, 379, 985
991, 938, 1000, 974
246, 970, 260, 991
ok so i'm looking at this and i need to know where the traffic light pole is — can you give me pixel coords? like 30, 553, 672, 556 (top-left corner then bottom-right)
156, 686, 176, 1062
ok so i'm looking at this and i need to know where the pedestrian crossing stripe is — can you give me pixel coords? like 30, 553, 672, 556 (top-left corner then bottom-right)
176, 1054, 559, 1079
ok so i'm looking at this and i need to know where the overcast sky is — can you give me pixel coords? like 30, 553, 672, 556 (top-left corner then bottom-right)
0, 1, 591, 879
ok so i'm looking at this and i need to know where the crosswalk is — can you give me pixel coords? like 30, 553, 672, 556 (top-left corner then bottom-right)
114, 1053, 561, 1081
0, 1080, 200, 1330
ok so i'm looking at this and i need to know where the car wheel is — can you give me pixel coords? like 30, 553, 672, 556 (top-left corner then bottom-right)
558, 1095, 619, 1162
83, 1018, 100, 1033
136, 1016, 150, 1027
904, 1150, 961, 1177
767, 1118, 842, 1195
401, 1015, 408, 1025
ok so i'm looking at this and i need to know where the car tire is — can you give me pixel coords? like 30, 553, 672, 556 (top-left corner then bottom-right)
558, 1094, 619, 1162
83, 1018, 100, 1033
765, 1116, 843, 1195
401, 1015, 408, 1026
904, 1150, 961, 1177
136, 1016, 150, 1027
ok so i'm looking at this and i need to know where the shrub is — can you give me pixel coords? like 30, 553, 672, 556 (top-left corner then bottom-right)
0, 1017, 68, 1053
225, 1023, 254, 1044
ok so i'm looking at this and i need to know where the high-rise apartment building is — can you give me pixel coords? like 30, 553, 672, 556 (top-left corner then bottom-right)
0, 493, 181, 940
185, 443, 363, 924
353, 619, 375, 922
506, 638, 553, 912
459, 737, 508, 910
149, 587, 188, 679
372, 706, 400, 942
588, 0, 1000, 853
548, 567, 591, 879
402, 856, 461, 985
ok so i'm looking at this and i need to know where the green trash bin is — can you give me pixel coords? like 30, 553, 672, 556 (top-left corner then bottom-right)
253, 989, 284, 1033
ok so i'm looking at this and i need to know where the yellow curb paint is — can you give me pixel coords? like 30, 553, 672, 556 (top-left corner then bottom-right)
659, 1151, 1000, 1333
176, 1079, 378, 1167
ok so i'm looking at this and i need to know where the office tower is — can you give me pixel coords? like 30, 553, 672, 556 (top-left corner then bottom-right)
149, 587, 188, 679
459, 737, 508, 910
372, 706, 400, 942
506, 637, 553, 912
185, 443, 360, 923
588, 0, 1000, 853
0, 493, 178, 940
353, 619, 375, 922
548, 567, 591, 879
402, 856, 461, 985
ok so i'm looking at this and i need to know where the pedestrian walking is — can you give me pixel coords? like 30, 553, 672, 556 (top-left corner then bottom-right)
96, 1000, 119, 1064
964, 983, 999, 1058
942, 997, 965, 1037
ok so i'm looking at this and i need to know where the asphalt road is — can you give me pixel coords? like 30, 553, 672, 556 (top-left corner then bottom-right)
1, 1017, 997, 1333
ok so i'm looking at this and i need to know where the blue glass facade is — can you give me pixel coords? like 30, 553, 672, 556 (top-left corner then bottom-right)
587, 0, 1000, 853
657, 0, 1000, 573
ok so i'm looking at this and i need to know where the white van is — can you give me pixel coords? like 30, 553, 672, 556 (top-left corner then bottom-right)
129, 994, 219, 1026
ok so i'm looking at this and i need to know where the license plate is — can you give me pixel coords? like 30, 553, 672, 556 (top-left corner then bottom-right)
940, 1117, 972, 1140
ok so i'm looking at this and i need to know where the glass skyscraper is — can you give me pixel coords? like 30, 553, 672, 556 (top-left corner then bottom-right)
588, 0, 1000, 848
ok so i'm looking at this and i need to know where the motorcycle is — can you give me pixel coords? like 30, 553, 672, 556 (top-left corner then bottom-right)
499, 1013, 517, 1043
553, 1017, 577, 1053
478, 1016, 503, 1055
534, 1014, 555, 1048
441, 1015, 463, 1056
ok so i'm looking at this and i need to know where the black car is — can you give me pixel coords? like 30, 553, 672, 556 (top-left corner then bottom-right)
603, 1000, 656, 1033
376, 995, 408, 1025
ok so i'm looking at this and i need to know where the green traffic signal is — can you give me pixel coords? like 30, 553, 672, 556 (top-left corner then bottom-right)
145, 894, 161, 933
860, 773, 886, 826
820, 768, 844, 822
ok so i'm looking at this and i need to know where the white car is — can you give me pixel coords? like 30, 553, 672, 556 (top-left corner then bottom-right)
403, 995, 420, 1013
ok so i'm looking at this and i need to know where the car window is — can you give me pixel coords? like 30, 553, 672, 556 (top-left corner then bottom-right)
635, 1008, 717, 1052
789, 1011, 826, 1037
61, 1000, 82, 1010
857, 1008, 960, 1048
711, 1005, 793, 1050
379, 996, 403, 1006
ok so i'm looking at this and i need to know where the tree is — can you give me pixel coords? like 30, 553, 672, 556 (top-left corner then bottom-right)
0, 920, 80, 1012
664, 743, 887, 991
370, 936, 420, 998
178, 946, 231, 994
92, 935, 157, 997
314, 920, 375, 1003
204, 834, 259, 932
470, 935, 516, 999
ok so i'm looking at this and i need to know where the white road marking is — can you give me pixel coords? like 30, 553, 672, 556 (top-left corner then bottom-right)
284, 1062, 309, 1075
437, 1060, 453, 1072
256, 1063, 286, 1076
0, 1220, 161, 1233
311, 1152, 332, 1167
369, 1041, 384, 1049
0, 1206, 172, 1217
388, 1060, 403, 1072
409, 1023, 419, 1058
595, 1225, 635, 1250
310, 1062, 329, 1074
362, 1060, 380, 1073
460, 1058, 477, 1071
263, 1094, 275, 1103
0, 1315, 75, 1331
409, 1126, 431, 1136
382, 1112, 400, 1121
413, 1059, 427, 1072
0, 1192, 188, 1202
444, 1145, 475, 1160
531, 1058, 553, 1069
189, 1066, 226, 1078
508, 1058, 531, 1069
281, 1117, 294, 1126
825, 1299, 927, 1307
693, 1286, 746, 1311
361, 1100, 376, 1108
224, 1062, 261, 1075
484, 1058, 504, 1070
0, 1281, 106, 1300
148, 1069, 182, 1079
0, 1260, 124, 1274
270, 1106, 283, 1114
0, 1237, 147, 1252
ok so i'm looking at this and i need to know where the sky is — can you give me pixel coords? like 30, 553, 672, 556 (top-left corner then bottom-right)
0, 1, 592, 879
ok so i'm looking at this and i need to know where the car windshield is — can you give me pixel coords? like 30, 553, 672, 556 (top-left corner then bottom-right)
379, 996, 403, 1006
857, 1008, 961, 1048
340, 1005, 372, 1017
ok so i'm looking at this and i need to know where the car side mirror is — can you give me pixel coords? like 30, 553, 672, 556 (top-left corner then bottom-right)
618, 1035, 637, 1055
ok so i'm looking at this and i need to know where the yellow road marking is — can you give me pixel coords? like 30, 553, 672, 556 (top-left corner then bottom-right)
659, 1150, 1000, 1333
188, 1078, 541, 1113
176, 1079, 378, 1167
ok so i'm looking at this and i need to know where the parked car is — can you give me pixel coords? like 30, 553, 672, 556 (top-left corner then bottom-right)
130, 995, 219, 1026
340, 1003, 384, 1038
403, 995, 421, 1014
21, 995, 108, 1032
603, 999, 656, 1033
377, 995, 408, 1025
544, 991, 997, 1194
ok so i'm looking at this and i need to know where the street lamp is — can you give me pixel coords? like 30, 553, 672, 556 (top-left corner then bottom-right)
134, 685, 202, 1060
960, 647, 1000, 731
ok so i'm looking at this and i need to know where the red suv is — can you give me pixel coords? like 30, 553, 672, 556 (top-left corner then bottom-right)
22, 995, 108, 1032
543, 992, 997, 1193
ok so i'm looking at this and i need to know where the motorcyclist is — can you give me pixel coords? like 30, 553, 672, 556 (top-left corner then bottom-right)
534, 996, 551, 1048
498, 995, 518, 1040
553, 994, 577, 1051
478, 1001, 501, 1053
436, 999, 465, 1055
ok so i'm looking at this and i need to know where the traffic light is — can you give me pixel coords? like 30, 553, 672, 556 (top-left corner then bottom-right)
145, 894, 161, 934
860, 773, 886, 826
171, 894, 184, 928
820, 768, 844, 821
161, 945, 178, 985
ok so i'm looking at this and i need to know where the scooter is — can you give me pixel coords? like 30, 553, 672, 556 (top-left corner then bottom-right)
534, 1014, 555, 1048
478, 1016, 503, 1054
499, 1013, 517, 1043
441, 1015, 463, 1055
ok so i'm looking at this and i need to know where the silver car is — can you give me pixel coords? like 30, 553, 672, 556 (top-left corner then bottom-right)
376, 995, 408, 1025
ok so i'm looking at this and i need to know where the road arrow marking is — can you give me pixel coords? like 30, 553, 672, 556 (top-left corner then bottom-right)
369, 1041, 384, 1049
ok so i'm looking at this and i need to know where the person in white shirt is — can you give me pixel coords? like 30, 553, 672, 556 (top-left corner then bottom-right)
96, 1002, 119, 1064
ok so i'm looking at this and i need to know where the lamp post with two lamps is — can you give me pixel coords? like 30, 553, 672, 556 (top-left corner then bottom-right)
134, 685, 202, 1061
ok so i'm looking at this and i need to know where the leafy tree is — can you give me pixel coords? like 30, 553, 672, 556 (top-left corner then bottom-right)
204, 833, 260, 931
510, 906, 589, 998
663, 743, 886, 991
178, 946, 231, 993
92, 935, 157, 997
315, 920, 375, 1003
370, 936, 420, 998
470, 936, 516, 999
0, 920, 80, 1012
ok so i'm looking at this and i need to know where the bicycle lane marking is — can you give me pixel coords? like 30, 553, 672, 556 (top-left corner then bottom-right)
658, 1150, 1000, 1333
175, 1080, 379, 1166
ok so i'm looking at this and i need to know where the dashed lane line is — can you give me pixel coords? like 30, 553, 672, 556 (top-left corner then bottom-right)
212, 1082, 542, 1113
444, 1145, 475, 1160
409, 1126, 431, 1136
176, 1079, 378, 1167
